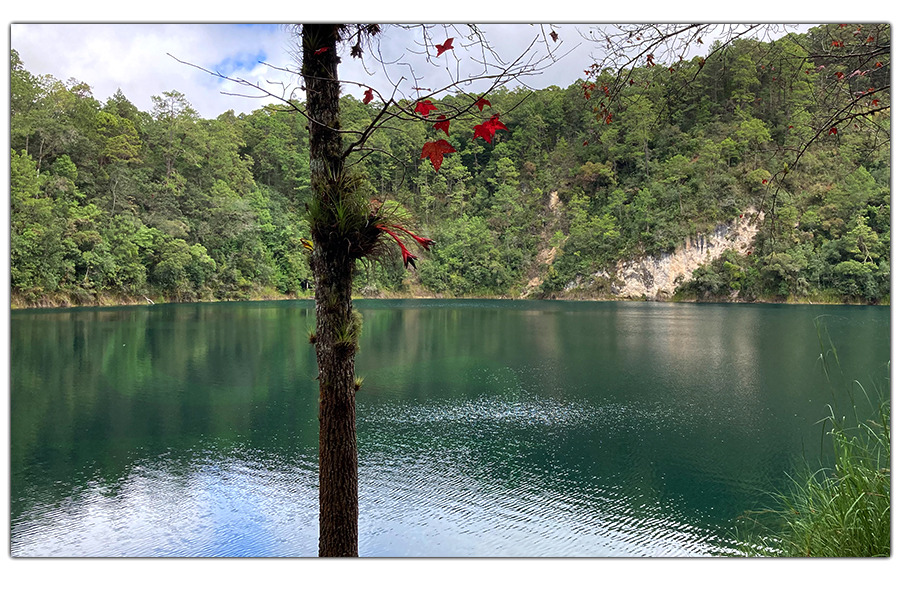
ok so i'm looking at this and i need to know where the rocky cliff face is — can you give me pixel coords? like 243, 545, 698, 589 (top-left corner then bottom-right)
576, 210, 763, 300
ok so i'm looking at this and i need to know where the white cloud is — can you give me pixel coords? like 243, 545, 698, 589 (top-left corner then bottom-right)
11, 24, 300, 118
11, 23, 604, 119
10, 23, 817, 120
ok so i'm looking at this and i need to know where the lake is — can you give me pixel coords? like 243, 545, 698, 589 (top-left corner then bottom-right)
9, 299, 890, 557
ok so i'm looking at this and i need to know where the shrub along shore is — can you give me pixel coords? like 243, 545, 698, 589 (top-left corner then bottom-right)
10, 26, 890, 308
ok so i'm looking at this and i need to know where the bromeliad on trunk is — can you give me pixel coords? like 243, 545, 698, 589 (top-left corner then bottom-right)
375, 223, 434, 270
302, 182, 434, 272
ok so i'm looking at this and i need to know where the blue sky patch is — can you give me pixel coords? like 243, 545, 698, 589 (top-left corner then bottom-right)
212, 50, 268, 79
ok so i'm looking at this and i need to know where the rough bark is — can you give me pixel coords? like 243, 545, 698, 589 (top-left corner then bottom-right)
302, 23, 359, 557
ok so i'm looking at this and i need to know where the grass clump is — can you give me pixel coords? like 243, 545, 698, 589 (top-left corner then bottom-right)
739, 327, 890, 557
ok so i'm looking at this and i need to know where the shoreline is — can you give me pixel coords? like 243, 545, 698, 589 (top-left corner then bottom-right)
9, 290, 886, 311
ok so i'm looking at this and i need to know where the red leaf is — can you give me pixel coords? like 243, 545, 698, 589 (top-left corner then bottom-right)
872, 98, 879, 106
433, 115, 450, 136
835, 71, 844, 80
363, 88, 374, 105
474, 97, 491, 112
829, 127, 838, 135
473, 123, 494, 144
472, 115, 508, 144
788, 125, 794, 129
832, 40, 844, 48
646, 54, 655, 67
867, 36, 875, 43
414, 100, 438, 117
839, 23, 847, 28
875, 62, 883, 68
762, 179, 768, 184
605, 113, 613, 125
583, 140, 589, 146
421, 139, 456, 171
435, 38, 454, 57
314, 47, 328, 55
550, 30, 559, 42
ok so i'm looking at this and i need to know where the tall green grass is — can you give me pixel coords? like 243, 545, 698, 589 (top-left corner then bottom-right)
739, 325, 890, 557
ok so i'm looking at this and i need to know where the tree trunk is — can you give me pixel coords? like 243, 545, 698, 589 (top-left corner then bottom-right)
302, 23, 360, 558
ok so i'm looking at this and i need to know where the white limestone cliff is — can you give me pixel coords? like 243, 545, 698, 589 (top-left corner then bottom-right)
576, 210, 764, 299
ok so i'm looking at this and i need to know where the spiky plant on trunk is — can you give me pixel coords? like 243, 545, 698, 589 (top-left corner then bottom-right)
302, 24, 360, 557
300, 24, 431, 556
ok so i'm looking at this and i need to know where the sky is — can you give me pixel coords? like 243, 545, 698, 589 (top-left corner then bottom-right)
8, 19, 821, 120
9, 23, 615, 118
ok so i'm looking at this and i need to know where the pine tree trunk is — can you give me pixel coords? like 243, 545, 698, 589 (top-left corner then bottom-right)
302, 23, 360, 558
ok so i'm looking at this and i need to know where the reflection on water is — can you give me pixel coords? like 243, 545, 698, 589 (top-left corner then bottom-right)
10, 300, 890, 556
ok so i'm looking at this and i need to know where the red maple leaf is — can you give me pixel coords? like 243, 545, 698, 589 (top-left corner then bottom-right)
829, 127, 838, 135
872, 98, 880, 106
474, 97, 491, 111
646, 54, 655, 67
835, 71, 844, 80
414, 100, 439, 117
473, 115, 508, 144
762, 179, 768, 184
421, 139, 456, 171
435, 38, 454, 57
314, 47, 328, 55
433, 115, 450, 136
867, 36, 875, 43
550, 30, 559, 42
363, 88, 374, 105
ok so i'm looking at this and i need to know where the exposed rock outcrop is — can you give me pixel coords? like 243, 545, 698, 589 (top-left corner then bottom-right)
521, 191, 564, 297
578, 210, 763, 300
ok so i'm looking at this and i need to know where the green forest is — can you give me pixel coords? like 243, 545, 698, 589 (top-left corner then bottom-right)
9, 24, 891, 307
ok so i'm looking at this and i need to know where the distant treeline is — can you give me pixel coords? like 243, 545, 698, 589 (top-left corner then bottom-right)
9, 26, 890, 306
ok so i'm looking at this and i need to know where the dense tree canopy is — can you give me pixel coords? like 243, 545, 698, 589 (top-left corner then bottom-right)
9, 24, 891, 306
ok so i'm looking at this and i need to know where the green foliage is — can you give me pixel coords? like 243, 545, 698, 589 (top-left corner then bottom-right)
8, 25, 891, 304
739, 337, 890, 557
418, 214, 515, 295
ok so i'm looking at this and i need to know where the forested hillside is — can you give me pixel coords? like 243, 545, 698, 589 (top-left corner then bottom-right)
9, 25, 891, 307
